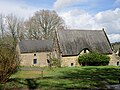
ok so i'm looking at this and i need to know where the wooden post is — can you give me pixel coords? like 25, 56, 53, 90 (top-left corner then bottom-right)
41, 70, 43, 78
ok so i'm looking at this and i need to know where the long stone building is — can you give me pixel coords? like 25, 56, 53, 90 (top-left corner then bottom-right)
53, 29, 118, 67
18, 29, 119, 67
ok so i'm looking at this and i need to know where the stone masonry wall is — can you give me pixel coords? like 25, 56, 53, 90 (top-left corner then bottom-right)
20, 52, 51, 67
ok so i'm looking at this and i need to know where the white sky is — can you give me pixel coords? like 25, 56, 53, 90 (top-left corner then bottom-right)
0, 0, 120, 43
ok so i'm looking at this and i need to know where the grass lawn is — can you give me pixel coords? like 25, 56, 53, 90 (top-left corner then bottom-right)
0, 66, 120, 90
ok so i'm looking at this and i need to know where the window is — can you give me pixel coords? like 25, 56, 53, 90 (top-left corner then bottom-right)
83, 48, 90, 53
84, 49, 86, 53
117, 61, 119, 66
71, 63, 74, 66
34, 54, 36, 56
47, 59, 50, 63
33, 59, 37, 64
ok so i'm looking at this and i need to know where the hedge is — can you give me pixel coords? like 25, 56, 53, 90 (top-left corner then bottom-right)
78, 52, 110, 66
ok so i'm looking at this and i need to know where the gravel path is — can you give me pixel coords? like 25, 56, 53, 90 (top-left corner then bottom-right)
19, 67, 45, 71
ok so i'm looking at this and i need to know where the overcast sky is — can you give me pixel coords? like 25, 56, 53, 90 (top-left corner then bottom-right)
0, 0, 120, 43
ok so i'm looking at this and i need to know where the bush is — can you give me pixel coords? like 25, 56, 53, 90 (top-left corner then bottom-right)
0, 44, 20, 83
50, 58, 61, 67
78, 52, 110, 66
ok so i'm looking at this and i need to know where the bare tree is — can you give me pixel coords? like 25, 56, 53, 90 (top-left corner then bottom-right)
25, 10, 64, 40
25, 17, 42, 40
0, 14, 4, 39
0, 14, 21, 83
6, 14, 24, 46
16, 19, 25, 41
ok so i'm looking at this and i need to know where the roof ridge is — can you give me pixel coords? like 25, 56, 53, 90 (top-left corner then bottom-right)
63, 29, 103, 31
21, 40, 53, 42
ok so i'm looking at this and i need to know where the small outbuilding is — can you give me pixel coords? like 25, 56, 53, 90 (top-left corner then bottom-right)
18, 40, 53, 66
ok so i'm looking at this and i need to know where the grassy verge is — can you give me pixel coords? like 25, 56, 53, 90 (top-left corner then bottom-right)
0, 66, 120, 90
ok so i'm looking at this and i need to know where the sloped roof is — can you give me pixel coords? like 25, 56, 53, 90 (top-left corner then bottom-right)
19, 40, 53, 53
57, 29, 112, 56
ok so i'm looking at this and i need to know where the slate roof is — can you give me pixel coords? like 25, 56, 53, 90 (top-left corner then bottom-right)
19, 40, 53, 53
57, 29, 112, 56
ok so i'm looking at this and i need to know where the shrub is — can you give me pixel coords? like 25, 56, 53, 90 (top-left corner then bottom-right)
50, 58, 61, 67
0, 44, 20, 83
78, 52, 110, 66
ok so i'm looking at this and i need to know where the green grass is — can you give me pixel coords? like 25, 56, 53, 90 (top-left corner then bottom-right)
11, 71, 42, 78
1, 66, 120, 90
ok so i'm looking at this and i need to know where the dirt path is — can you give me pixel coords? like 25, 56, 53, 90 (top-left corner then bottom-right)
19, 67, 45, 71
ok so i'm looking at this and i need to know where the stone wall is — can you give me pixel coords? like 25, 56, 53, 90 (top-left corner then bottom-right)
61, 51, 118, 67
20, 52, 51, 67
61, 49, 90, 67
20, 51, 119, 67
61, 56, 79, 67
108, 53, 120, 66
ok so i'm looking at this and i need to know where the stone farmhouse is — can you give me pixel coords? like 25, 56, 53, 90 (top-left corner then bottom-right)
18, 29, 119, 67
53, 29, 118, 67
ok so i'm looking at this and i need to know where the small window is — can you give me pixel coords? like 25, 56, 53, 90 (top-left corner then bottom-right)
117, 61, 119, 66
33, 59, 37, 64
71, 63, 74, 66
84, 49, 86, 53
47, 59, 50, 63
34, 54, 36, 56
